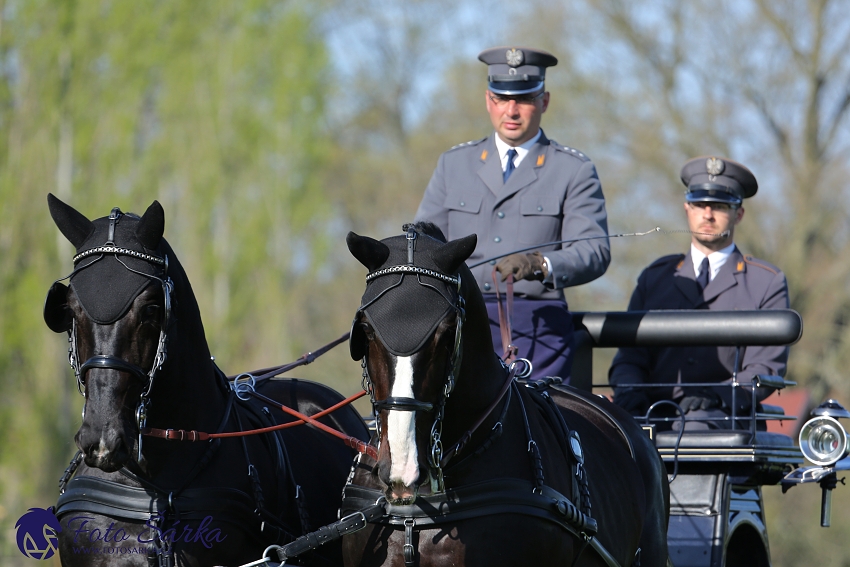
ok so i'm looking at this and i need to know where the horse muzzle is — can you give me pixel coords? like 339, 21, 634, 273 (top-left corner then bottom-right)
386, 481, 419, 505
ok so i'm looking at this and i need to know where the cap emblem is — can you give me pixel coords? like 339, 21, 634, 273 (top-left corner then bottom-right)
506, 48, 524, 67
706, 157, 725, 176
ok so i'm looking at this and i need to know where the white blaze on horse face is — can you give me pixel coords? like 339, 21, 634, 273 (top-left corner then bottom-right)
388, 356, 419, 487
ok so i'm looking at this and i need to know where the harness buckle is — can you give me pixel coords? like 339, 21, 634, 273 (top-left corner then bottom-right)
403, 518, 416, 567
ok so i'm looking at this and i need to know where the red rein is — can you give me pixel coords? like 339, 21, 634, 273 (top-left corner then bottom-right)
141, 389, 378, 460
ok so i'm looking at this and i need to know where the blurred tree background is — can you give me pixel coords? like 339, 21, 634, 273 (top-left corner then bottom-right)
1, 0, 849, 564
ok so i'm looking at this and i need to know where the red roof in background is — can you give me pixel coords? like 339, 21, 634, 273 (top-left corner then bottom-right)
763, 389, 810, 435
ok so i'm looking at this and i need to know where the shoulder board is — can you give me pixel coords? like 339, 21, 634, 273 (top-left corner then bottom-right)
448, 137, 487, 151
743, 255, 780, 275
646, 254, 685, 270
548, 139, 591, 162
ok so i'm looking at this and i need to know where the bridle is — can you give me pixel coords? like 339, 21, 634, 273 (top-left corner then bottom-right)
357, 227, 466, 493
62, 207, 174, 464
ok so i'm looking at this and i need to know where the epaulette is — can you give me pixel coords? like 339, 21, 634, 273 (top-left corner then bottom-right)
448, 137, 487, 151
647, 254, 685, 270
742, 255, 780, 275
549, 139, 591, 162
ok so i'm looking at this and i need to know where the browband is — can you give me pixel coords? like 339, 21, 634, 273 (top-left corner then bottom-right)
73, 245, 166, 266
366, 265, 460, 286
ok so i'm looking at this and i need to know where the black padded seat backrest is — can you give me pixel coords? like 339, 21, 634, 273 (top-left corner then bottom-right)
654, 430, 794, 449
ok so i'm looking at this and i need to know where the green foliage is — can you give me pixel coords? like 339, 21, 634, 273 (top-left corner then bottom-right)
0, 0, 340, 560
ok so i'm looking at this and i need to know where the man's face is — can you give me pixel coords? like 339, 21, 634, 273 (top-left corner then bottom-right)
684, 201, 745, 252
485, 89, 549, 146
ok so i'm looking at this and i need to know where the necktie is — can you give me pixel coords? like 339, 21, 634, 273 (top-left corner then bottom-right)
696, 257, 710, 291
503, 149, 517, 183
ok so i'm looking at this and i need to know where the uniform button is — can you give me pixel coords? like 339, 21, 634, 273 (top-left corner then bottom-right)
497, 211, 505, 218
459, 201, 465, 207
537, 206, 543, 212
561, 275, 568, 282
483, 283, 491, 291
489, 260, 496, 265
687, 358, 695, 364
494, 236, 501, 243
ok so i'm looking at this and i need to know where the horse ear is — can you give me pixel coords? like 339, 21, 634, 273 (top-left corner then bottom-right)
48, 193, 94, 249
433, 234, 477, 275
135, 201, 165, 250
347, 232, 390, 272
44, 282, 72, 333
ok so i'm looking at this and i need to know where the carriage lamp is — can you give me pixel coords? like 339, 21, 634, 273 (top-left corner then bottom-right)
797, 400, 850, 527
799, 415, 848, 466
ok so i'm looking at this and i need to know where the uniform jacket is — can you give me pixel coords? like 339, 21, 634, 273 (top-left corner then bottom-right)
414, 131, 610, 300
608, 247, 790, 410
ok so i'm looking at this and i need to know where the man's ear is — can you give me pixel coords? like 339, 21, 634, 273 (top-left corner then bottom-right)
540, 91, 550, 113
736, 206, 745, 224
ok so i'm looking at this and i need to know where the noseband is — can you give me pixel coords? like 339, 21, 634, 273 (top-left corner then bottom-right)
358, 227, 466, 493
62, 208, 174, 464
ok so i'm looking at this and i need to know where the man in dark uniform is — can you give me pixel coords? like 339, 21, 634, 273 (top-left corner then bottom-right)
609, 157, 790, 429
414, 46, 610, 381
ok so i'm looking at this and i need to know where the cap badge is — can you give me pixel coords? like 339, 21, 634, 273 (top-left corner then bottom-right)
506, 48, 524, 67
706, 157, 725, 176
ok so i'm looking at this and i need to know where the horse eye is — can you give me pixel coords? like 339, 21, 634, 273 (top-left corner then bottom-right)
142, 304, 161, 323
360, 322, 376, 340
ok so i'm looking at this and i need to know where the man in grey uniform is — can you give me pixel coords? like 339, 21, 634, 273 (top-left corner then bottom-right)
414, 46, 610, 381
609, 157, 790, 429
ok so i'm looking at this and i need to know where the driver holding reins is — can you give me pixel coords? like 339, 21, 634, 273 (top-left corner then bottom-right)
414, 46, 610, 382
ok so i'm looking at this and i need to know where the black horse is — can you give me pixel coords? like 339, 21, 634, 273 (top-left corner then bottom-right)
340, 223, 669, 567
44, 194, 368, 567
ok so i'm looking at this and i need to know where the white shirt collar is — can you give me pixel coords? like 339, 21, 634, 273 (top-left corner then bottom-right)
691, 242, 736, 282
494, 129, 542, 171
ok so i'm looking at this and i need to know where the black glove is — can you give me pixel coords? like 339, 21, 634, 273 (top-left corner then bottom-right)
678, 389, 722, 412
495, 251, 548, 282
614, 390, 650, 417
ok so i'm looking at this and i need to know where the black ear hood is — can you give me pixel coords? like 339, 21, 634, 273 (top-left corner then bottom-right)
48, 194, 166, 324
347, 226, 477, 359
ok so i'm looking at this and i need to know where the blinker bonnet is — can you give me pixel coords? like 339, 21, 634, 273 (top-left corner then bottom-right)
46, 194, 167, 327
347, 225, 476, 359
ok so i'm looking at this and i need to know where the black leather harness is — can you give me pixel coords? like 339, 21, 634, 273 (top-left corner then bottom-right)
55, 388, 310, 567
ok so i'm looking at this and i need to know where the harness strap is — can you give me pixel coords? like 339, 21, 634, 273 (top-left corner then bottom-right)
141, 390, 368, 441
492, 270, 517, 362
515, 382, 546, 492
247, 389, 378, 460
273, 501, 386, 562
341, 479, 597, 536
55, 475, 264, 535
440, 362, 516, 467
550, 384, 636, 460
59, 451, 84, 494
442, 378, 512, 474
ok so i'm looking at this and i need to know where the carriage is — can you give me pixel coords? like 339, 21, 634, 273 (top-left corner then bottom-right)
571, 309, 849, 567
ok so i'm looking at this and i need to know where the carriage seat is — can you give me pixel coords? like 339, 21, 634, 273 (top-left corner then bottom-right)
655, 430, 794, 449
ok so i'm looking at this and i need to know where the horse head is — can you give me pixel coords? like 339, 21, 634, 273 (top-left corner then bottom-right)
44, 194, 214, 473
348, 223, 503, 504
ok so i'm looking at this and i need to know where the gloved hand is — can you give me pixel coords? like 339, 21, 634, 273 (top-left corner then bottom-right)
495, 252, 548, 282
678, 389, 722, 412
613, 390, 650, 417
